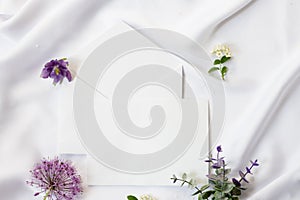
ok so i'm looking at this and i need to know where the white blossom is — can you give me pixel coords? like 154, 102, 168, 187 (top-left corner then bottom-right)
140, 194, 156, 200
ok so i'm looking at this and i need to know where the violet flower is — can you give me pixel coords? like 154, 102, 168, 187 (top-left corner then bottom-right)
40, 58, 72, 85
26, 157, 83, 200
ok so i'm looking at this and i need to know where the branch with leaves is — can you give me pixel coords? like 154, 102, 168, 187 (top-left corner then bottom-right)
172, 146, 259, 200
208, 45, 232, 80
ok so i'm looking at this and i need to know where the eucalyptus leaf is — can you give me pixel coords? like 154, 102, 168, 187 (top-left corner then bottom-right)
225, 169, 231, 175
202, 191, 214, 199
231, 187, 241, 196
214, 191, 222, 198
201, 184, 210, 191
192, 189, 202, 196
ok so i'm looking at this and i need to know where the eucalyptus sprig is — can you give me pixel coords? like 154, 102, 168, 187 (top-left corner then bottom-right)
172, 146, 259, 200
208, 45, 232, 80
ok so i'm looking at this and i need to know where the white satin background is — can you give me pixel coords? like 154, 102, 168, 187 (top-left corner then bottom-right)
1, 0, 300, 199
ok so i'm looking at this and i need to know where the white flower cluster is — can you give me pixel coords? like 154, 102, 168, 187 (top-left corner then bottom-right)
140, 194, 156, 200
211, 44, 232, 58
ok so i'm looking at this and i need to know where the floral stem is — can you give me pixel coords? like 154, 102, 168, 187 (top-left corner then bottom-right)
43, 187, 52, 200
171, 178, 201, 192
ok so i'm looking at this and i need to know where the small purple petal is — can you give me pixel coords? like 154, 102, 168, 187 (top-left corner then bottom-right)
216, 145, 222, 152
40, 68, 51, 78
66, 71, 72, 82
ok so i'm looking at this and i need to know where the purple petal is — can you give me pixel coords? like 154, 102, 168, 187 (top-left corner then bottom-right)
40, 68, 50, 78
66, 71, 72, 82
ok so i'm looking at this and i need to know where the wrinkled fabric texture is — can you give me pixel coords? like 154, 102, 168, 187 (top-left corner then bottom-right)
1, 0, 300, 199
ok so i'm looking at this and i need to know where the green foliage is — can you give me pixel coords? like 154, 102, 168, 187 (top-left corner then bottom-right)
171, 146, 259, 200
127, 195, 138, 200
208, 56, 231, 81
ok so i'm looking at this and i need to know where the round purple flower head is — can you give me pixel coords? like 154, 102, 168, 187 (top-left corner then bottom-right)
26, 157, 83, 200
41, 58, 72, 85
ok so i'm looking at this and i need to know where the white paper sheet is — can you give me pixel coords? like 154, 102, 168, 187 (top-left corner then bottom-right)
58, 23, 209, 185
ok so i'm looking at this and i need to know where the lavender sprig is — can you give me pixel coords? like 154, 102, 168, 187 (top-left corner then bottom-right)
26, 157, 83, 200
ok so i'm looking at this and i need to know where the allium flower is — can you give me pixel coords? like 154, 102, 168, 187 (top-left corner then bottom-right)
40, 58, 72, 85
26, 157, 83, 200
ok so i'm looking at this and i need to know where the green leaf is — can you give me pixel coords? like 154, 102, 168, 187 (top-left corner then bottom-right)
201, 184, 210, 191
202, 191, 214, 199
188, 179, 194, 188
220, 56, 231, 63
208, 67, 220, 73
182, 173, 187, 180
127, 195, 138, 200
221, 66, 228, 80
215, 169, 222, 175
171, 175, 177, 183
223, 183, 235, 193
193, 190, 202, 196
198, 195, 204, 200
231, 187, 242, 196
214, 59, 221, 65
221, 66, 228, 75
214, 184, 222, 192
214, 191, 222, 199
225, 169, 231, 175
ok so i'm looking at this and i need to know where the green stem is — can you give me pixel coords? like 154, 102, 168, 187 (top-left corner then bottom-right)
43, 187, 52, 200
171, 178, 201, 193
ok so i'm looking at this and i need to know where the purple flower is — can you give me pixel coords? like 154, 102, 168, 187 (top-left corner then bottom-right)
41, 58, 72, 85
216, 145, 222, 152
26, 157, 83, 200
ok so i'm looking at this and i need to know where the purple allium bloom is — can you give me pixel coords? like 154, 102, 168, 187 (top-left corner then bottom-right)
26, 157, 83, 200
41, 58, 72, 85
